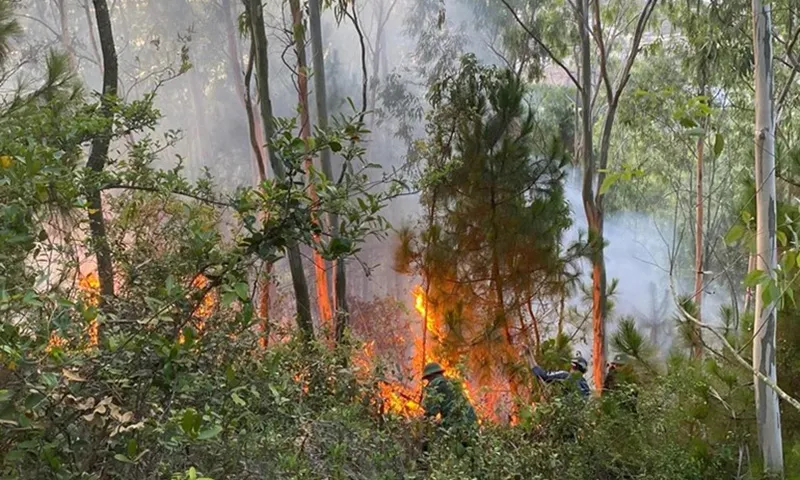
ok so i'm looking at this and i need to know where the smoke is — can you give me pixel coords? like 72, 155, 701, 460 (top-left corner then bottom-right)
562, 171, 733, 361
11, 0, 738, 364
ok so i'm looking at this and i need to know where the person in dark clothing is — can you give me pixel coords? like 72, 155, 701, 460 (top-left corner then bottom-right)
528, 352, 591, 398
603, 353, 639, 412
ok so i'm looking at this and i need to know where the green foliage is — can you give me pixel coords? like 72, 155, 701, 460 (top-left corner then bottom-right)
425, 363, 748, 479
0, 0, 20, 66
611, 316, 658, 367
399, 55, 580, 386
0, 30, 396, 479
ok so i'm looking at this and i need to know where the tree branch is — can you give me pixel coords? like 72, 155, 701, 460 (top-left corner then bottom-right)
100, 184, 233, 207
498, 0, 582, 91
669, 274, 800, 412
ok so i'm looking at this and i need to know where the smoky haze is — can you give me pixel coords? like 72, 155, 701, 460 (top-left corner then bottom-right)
12, 0, 735, 363
562, 172, 734, 368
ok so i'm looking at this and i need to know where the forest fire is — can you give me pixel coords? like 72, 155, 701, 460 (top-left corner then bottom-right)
366, 285, 484, 419
46, 271, 101, 352
190, 274, 216, 326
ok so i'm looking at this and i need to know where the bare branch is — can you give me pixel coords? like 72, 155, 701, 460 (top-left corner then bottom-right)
100, 184, 233, 208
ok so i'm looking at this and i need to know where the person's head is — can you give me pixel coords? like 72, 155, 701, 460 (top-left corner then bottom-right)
570, 355, 588, 374
422, 362, 445, 382
608, 353, 630, 371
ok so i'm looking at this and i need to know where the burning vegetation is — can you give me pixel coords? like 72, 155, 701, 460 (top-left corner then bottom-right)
352, 285, 512, 422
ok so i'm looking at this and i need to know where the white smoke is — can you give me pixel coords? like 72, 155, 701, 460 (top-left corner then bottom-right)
562, 171, 733, 365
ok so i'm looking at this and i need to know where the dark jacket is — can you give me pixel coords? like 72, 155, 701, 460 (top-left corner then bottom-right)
532, 365, 591, 398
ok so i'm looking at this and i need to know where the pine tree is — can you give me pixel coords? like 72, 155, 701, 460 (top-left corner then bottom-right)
407, 55, 574, 392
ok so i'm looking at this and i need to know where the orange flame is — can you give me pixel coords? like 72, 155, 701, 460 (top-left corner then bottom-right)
369, 285, 481, 418
179, 274, 217, 343
46, 333, 67, 353
78, 272, 100, 347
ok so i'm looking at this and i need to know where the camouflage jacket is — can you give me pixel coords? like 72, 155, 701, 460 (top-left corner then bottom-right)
422, 375, 477, 431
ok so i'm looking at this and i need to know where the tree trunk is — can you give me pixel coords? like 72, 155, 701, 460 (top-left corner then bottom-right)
223, 0, 267, 170
369, 0, 384, 111
57, 0, 76, 69
308, 0, 348, 343
246, 0, 315, 342
83, 1, 102, 67
489, 179, 518, 397
577, 0, 605, 393
257, 264, 271, 348
557, 281, 565, 341
188, 68, 209, 167
290, 0, 333, 328
692, 133, 705, 358
87, 0, 118, 303
242, 37, 272, 336
369, 0, 398, 111
752, 1, 783, 474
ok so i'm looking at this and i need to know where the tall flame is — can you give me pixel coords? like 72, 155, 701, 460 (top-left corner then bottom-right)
371, 285, 479, 419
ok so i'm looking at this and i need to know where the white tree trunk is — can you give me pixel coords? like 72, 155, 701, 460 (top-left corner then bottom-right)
752, 1, 783, 474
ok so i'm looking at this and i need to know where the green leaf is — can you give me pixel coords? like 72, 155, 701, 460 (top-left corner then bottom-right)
786, 286, 795, 307
268, 384, 280, 399
40, 372, 58, 388
724, 224, 745, 246
762, 280, 781, 307
234, 282, 249, 301
777, 230, 788, 247
221, 292, 237, 308
679, 117, 697, 128
22, 291, 43, 307
744, 269, 768, 288
685, 127, 705, 137
166, 275, 176, 293
783, 250, 797, 273
329, 140, 342, 153
231, 392, 246, 406
599, 172, 621, 196
127, 438, 138, 458
713, 133, 724, 156
181, 408, 199, 436
327, 237, 353, 258
113, 454, 134, 464
197, 424, 223, 440
0, 390, 11, 403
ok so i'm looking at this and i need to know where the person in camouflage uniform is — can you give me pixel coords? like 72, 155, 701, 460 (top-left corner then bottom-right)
603, 353, 639, 412
421, 362, 477, 432
418, 361, 477, 468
